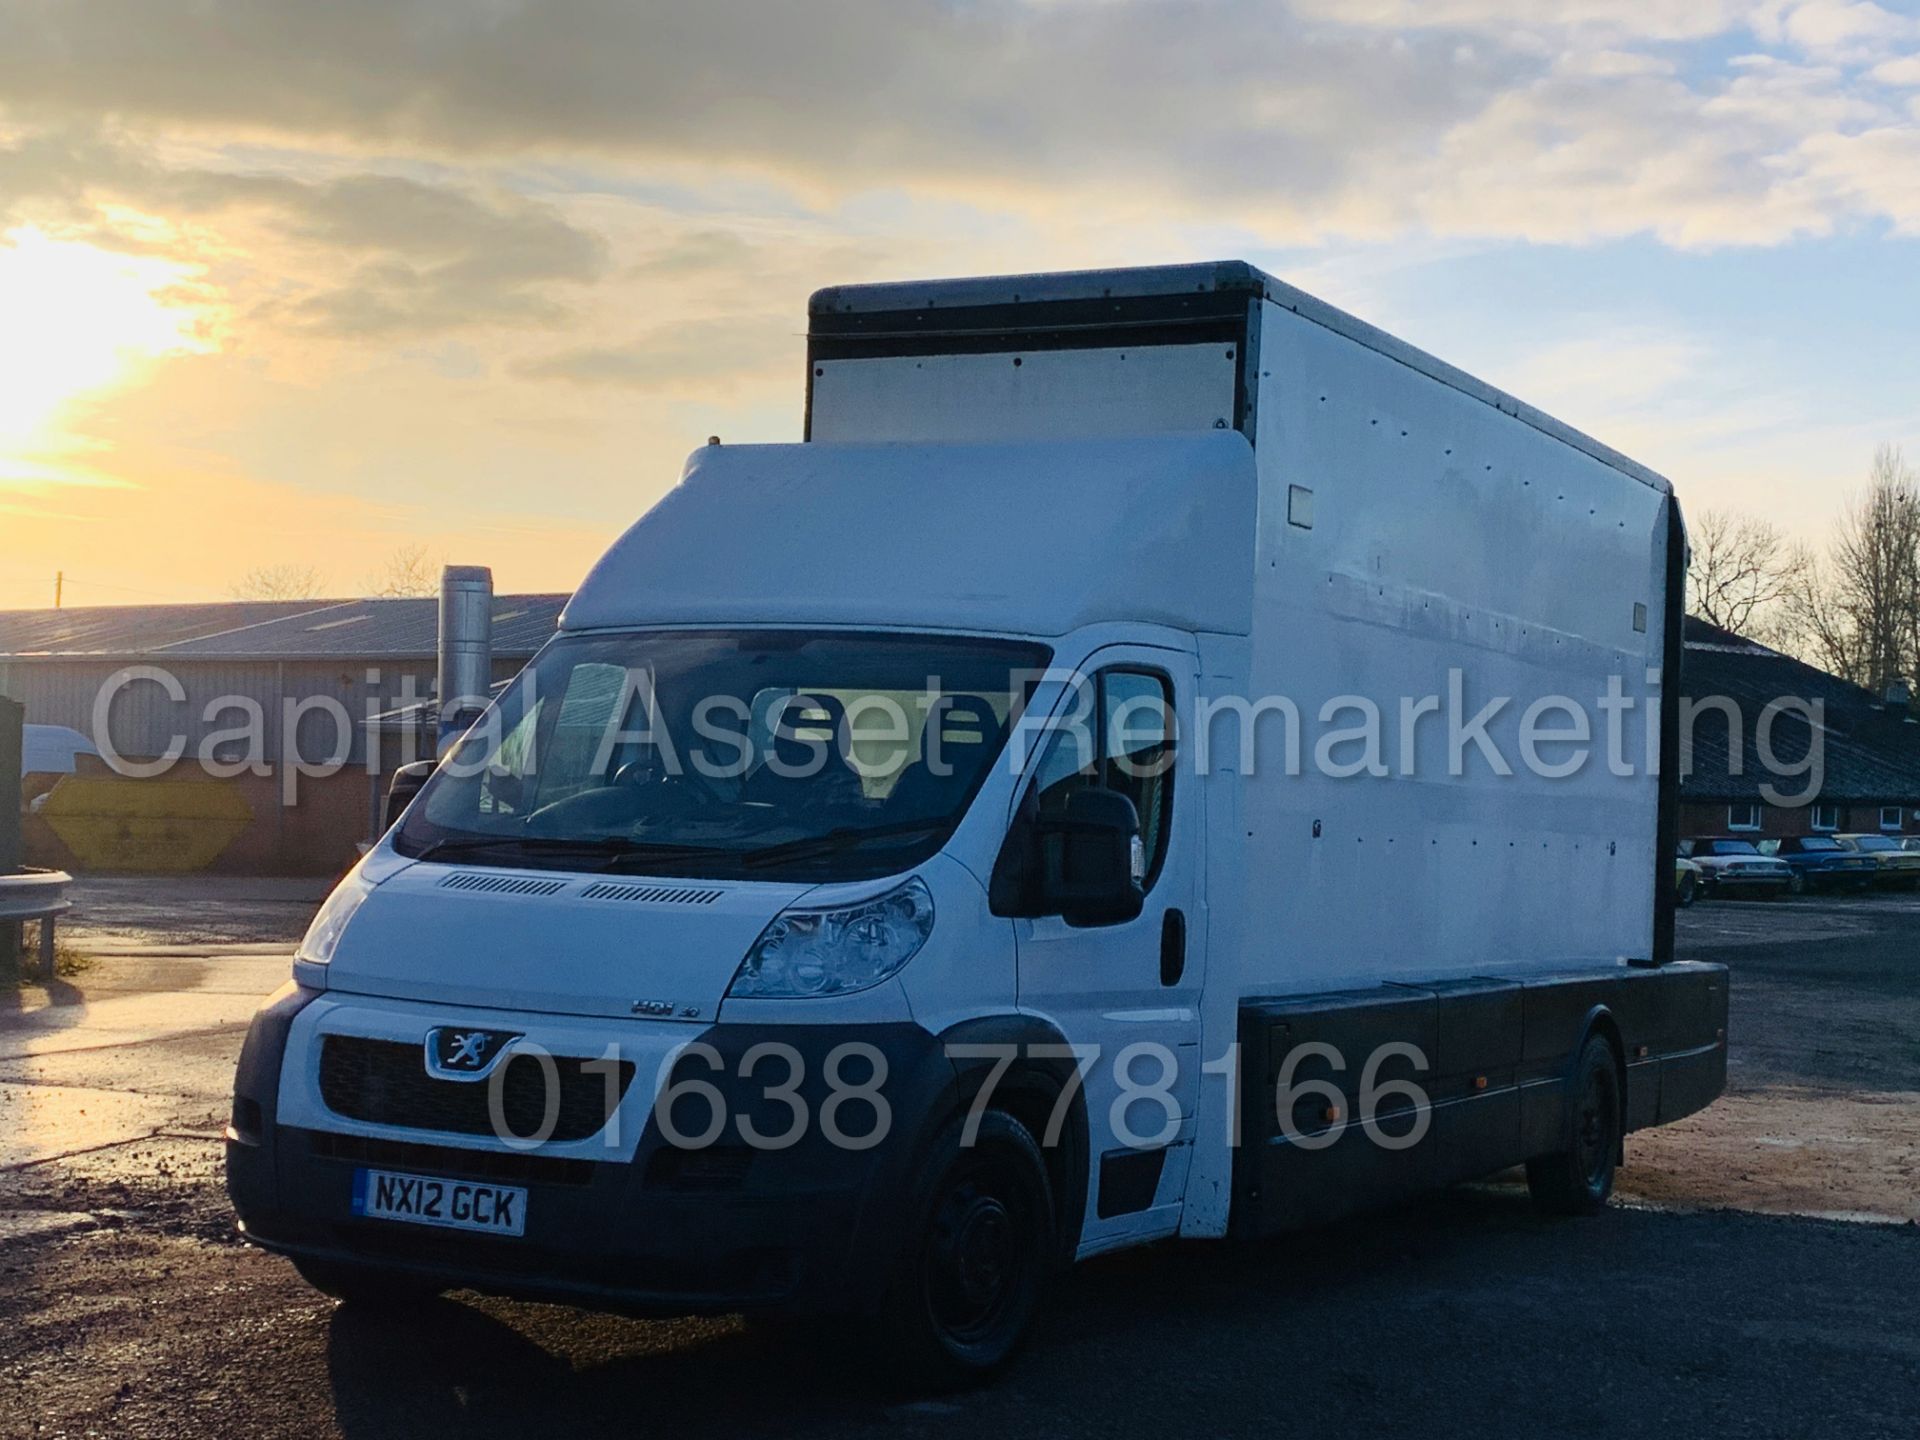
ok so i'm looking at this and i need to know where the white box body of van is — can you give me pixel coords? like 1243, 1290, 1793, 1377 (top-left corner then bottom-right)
229, 263, 1724, 1365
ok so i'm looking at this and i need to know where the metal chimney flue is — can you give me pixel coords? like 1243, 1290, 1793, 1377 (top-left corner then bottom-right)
438, 565, 493, 753
1887, 677, 1913, 720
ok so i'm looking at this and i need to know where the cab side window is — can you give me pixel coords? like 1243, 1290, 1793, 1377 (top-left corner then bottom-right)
1032, 667, 1175, 889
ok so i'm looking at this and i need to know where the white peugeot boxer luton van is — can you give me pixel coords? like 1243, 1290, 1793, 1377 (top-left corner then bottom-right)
228, 262, 1725, 1383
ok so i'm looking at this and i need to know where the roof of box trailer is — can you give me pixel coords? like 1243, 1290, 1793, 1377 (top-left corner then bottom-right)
561, 433, 1257, 638
809, 261, 1673, 498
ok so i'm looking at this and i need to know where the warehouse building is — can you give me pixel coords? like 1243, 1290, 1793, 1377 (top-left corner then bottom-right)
0, 590, 564, 875
1679, 617, 1920, 840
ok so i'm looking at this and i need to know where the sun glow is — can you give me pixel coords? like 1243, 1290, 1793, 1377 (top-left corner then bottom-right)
0, 226, 211, 464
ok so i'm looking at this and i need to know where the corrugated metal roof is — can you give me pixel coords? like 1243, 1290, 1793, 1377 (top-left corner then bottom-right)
1680, 617, 1920, 805
0, 599, 333, 656
0, 595, 568, 661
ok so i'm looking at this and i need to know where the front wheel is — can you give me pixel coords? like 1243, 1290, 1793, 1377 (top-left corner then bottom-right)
1677, 874, 1698, 908
1525, 1036, 1622, 1217
877, 1110, 1054, 1390
1787, 871, 1807, 896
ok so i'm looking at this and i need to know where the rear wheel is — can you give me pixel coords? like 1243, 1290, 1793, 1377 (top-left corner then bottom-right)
877, 1110, 1053, 1390
292, 1256, 443, 1309
1525, 1035, 1621, 1217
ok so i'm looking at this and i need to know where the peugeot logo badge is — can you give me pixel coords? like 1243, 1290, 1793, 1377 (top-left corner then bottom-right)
425, 1026, 522, 1080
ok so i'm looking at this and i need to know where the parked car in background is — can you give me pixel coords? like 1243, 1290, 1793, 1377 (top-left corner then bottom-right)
1755, 836, 1880, 895
1680, 838, 1793, 898
1832, 834, 1920, 890
1904, 838, 1920, 854
1676, 854, 1703, 907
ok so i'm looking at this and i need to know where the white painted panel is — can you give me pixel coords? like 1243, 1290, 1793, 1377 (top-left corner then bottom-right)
563, 434, 1256, 638
809, 344, 1239, 443
1233, 298, 1668, 994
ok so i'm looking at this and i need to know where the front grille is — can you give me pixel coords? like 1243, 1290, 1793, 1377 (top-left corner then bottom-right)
578, 882, 725, 906
438, 871, 569, 896
319, 1035, 634, 1144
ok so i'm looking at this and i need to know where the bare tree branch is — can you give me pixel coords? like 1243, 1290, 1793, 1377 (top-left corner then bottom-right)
363, 544, 439, 598
1775, 445, 1920, 690
1687, 508, 1810, 643
229, 563, 326, 601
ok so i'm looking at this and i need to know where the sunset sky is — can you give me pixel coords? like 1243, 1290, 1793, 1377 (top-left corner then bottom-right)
2, 0, 1919, 610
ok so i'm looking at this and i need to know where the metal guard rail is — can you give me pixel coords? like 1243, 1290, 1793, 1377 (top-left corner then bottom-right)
0, 867, 73, 981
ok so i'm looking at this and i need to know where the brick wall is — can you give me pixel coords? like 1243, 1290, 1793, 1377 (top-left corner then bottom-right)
1681, 801, 1919, 839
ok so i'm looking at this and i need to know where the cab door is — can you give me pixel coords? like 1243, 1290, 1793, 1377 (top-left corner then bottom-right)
1013, 646, 1206, 1255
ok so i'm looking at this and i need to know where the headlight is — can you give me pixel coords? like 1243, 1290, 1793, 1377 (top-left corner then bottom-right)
296, 869, 375, 966
728, 877, 935, 999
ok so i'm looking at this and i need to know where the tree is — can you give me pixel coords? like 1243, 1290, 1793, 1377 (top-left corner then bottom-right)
1779, 445, 1920, 690
230, 564, 325, 601
1687, 509, 1810, 643
364, 544, 439, 598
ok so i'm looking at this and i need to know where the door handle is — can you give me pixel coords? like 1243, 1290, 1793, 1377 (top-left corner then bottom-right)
1160, 908, 1186, 987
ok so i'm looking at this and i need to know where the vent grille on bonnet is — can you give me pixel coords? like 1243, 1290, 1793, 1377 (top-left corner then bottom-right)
578, 882, 725, 906
437, 872, 568, 897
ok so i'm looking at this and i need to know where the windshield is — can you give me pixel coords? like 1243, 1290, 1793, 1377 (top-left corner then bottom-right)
394, 629, 1051, 881
1796, 838, 1843, 852
1709, 840, 1761, 856
1851, 836, 1899, 852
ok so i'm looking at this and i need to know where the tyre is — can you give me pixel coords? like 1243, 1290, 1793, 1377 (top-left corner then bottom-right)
292, 1256, 443, 1308
1787, 870, 1806, 896
1525, 1035, 1622, 1217
876, 1110, 1054, 1390
1676, 873, 1698, 908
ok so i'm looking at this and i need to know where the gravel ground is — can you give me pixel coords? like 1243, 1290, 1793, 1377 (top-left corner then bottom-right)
0, 879, 1915, 1438
1621, 890, 1920, 1222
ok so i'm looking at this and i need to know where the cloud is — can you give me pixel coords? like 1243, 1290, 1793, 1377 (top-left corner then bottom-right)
0, 3, 1532, 218
0, 129, 608, 335
1773, 0, 1919, 57
513, 315, 795, 391
264, 175, 609, 333
1796, 124, 1920, 233
1406, 53, 1858, 247
4, 0, 1919, 257
1871, 53, 1920, 84
1290, 0, 1768, 44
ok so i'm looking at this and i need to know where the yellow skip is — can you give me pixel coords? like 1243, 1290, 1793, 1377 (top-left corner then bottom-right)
37, 777, 253, 873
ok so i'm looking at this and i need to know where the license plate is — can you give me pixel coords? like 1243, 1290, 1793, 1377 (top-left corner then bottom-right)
351, 1168, 527, 1237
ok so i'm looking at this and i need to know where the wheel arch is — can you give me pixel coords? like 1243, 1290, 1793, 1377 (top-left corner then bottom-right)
929, 1013, 1091, 1264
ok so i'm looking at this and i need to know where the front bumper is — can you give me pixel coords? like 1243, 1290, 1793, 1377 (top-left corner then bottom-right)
226, 991, 954, 1317
1707, 870, 1789, 888
1803, 866, 1878, 890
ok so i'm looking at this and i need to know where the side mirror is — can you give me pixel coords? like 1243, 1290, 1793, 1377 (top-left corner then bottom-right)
1036, 788, 1146, 927
382, 760, 436, 832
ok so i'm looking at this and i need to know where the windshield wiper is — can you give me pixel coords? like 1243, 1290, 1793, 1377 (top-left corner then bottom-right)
738, 818, 948, 868
409, 834, 540, 862
410, 834, 725, 870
